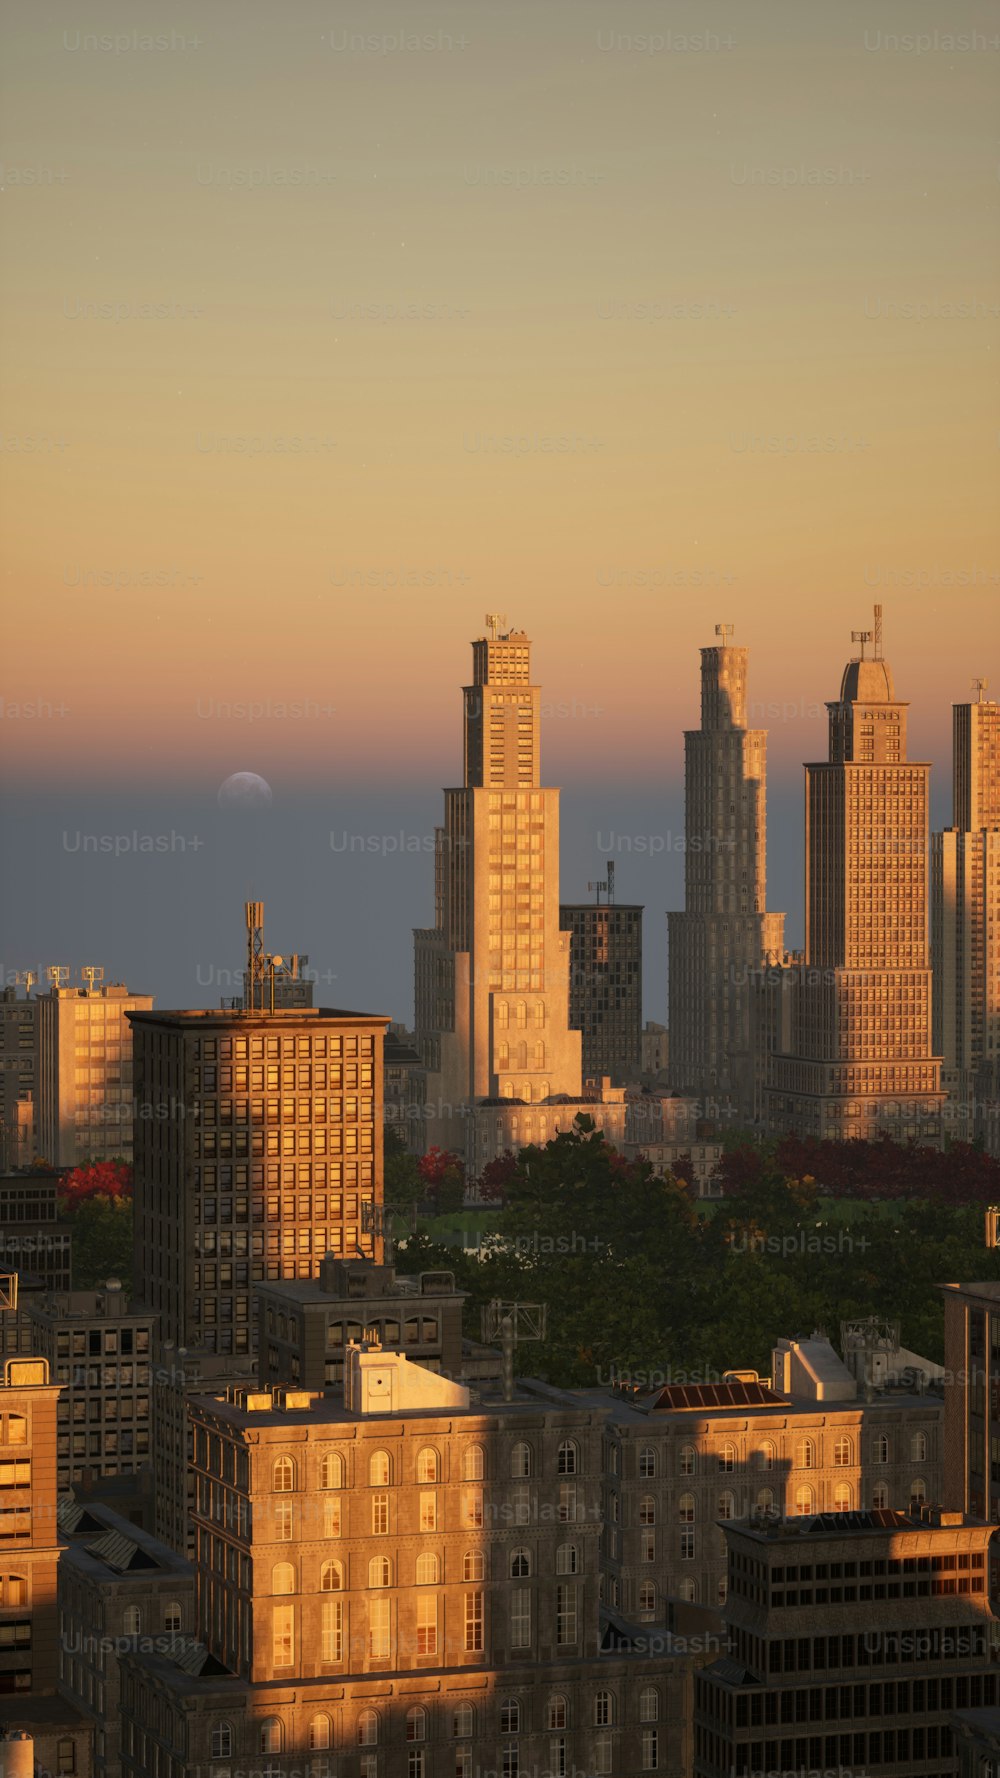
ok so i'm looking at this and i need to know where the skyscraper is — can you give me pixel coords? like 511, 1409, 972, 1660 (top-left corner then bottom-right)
36, 979, 153, 1168
560, 871, 643, 1084
768, 607, 945, 1140
932, 691, 1000, 1134
414, 621, 581, 1155
667, 627, 785, 1114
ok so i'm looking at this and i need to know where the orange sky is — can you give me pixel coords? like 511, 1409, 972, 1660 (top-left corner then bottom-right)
2, 0, 998, 791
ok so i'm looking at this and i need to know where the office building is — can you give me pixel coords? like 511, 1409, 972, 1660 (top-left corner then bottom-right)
0, 987, 38, 1171
0, 1173, 71, 1357
667, 629, 785, 1117
560, 887, 643, 1084
129, 1005, 389, 1356
37, 981, 153, 1168
767, 608, 946, 1140
23, 1284, 155, 1491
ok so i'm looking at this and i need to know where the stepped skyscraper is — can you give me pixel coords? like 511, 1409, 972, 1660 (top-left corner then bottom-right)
414, 620, 582, 1157
768, 607, 945, 1140
667, 627, 785, 1113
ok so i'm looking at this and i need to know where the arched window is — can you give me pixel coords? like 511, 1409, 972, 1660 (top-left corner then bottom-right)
406, 1707, 427, 1743
756, 1487, 774, 1512
416, 1448, 439, 1484
556, 1543, 578, 1574
511, 1441, 532, 1478
163, 1601, 182, 1632
357, 1710, 379, 1747
369, 1555, 391, 1588
718, 1442, 736, 1472
639, 1688, 659, 1723
639, 1496, 656, 1526
638, 1580, 656, 1616
309, 1714, 332, 1751
833, 1436, 852, 1468
320, 1559, 343, 1592
679, 1444, 696, 1476
679, 1578, 696, 1603
463, 1550, 484, 1581
500, 1700, 520, 1734
510, 1547, 531, 1578
259, 1719, 283, 1754
497, 1041, 509, 1070
718, 1575, 729, 1604
757, 1441, 775, 1471
453, 1704, 475, 1738
416, 1551, 439, 1585
273, 1455, 295, 1493
533, 1041, 545, 1069
321, 1451, 344, 1490
557, 1440, 577, 1475
123, 1606, 141, 1636
911, 1477, 927, 1507
795, 1439, 815, 1471
911, 1431, 927, 1463
834, 1482, 852, 1512
463, 1444, 484, 1481
271, 1562, 295, 1594
210, 1723, 232, 1760
795, 1484, 814, 1516
718, 1492, 735, 1521
678, 1493, 695, 1523
874, 1433, 889, 1464
534, 1002, 545, 1027
594, 1690, 615, 1727
638, 1446, 656, 1479
369, 1450, 391, 1486
516, 1001, 527, 1029
547, 1695, 568, 1730
497, 1001, 509, 1028
872, 1482, 889, 1509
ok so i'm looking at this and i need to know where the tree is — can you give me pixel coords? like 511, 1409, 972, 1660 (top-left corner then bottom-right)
67, 1194, 133, 1289
382, 1126, 423, 1220
419, 1147, 466, 1216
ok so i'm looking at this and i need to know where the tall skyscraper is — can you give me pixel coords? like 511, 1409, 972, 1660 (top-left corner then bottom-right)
667, 627, 785, 1114
560, 868, 642, 1084
768, 608, 945, 1140
932, 691, 1000, 1132
129, 1005, 388, 1356
414, 620, 581, 1155
36, 979, 153, 1167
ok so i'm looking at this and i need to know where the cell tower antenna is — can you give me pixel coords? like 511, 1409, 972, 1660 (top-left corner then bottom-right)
45, 965, 70, 989
245, 902, 265, 1013
484, 612, 507, 640
81, 966, 105, 994
972, 677, 989, 704
873, 603, 883, 661
13, 972, 37, 998
851, 625, 873, 661
587, 861, 615, 906
715, 623, 734, 646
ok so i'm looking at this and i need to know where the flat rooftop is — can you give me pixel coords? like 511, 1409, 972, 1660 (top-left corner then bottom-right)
128, 1007, 389, 1026
733, 1507, 986, 1543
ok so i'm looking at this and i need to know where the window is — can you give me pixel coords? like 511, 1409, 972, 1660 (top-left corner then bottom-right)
555, 1542, 577, 1574
211, 1723, 233, 1760
309, 1714, 332, 1750
680, 1530, 695, 1560
795, 1485, 814, 1516
123, 1606, 141, 1635
511, 1441, 532, 1478
718, 1442, 736, 1472
639, 1688, 659, 1723
368, 1595, 390, 1658
638, 1580, 656, 1618
271, 1562, 295, 1594
416, 1594, 437, 1655
872, 1482, 889, 1509
511, 1589, 531, 1648
415, 1551, 439, 1585
406, 1707, 428, 1742
321, 1559, 343, 1591
163, 1601, 182, 1632
369, 1555, 391, 1587
357, 1710, 379, 1746
595, 1732, 613, 1775
833, 1436, 852, 1467
272, 1602, 293, 1668
678, 1492, 695, 1523
500, 1700, 520, 1734
556, 1582, 577, 1643
370, 1450, 391, 1486
259, 1719, 283, 1754
273, 1455, 295, 1492
718, 1492, 735, 1521
594, 1691, 614, 1727
834, 1482, 852, 1512
453, 1704, 475, 1738
464, 1487, 484, 1527
463, 1444, 485, 1481
638, 1446, 656, 1479
321, 1451, 344, 1489
639, 1496, 655, 1526
323, 1495, 341, 1538
758, 1441, 775, 1470
558, 1481, 577, 1522
642, 1727, 658, 1770
547, 1696, 568, 1730
874, 1433, 889, 1464
463, 1550, 484, 1582
416, 1448, 439, 1484
510, 1547, 531, 1578
557, 1439, 577, 1475
679, 1445, 695, 1476
796, 1439, 815, 1470
420, 1491, 437, 1532
464, 1590, 483, 1651
372, 1493, 389, 1535
321, 1597, 343, 1662
911, 1431, 927, 1463
911, 1477, 927, 1507
756, 1488, 775, 1512
274, 1500, 293, 1540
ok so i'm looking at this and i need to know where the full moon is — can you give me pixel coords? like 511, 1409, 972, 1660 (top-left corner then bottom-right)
217, 771, 273, 810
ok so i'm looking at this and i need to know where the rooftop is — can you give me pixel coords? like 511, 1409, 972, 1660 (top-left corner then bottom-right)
732, 1506, 984, 1543
128, 1006, 389, 1027
838, 657, 897, 705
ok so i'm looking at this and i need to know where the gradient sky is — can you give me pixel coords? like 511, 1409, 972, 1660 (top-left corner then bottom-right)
2, 0, 998, 1018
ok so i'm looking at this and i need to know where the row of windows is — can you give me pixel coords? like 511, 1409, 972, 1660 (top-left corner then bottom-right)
270, 1440, 578, 1492
654, 1432, 930, 1476
266, 1544, 581, 1592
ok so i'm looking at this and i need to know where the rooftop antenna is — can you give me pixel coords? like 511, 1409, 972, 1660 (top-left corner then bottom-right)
481, 1300, 547, 1402
851, 623, 873, 661
484, 611, 507, 640
873, 603, 883, 661
81, 966, 105, 994
715, 623, 734, 646
587, 861, 615, 906
45, 966, 70, 990
245, 902, 265, 1013
13, 972, 37, 998
973, 677, 989, 704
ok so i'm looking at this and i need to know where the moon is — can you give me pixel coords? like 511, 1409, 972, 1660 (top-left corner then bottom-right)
217, 771, 273, 810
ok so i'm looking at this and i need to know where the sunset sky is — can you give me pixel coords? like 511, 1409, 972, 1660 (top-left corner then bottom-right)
2, 0, 998, 1015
